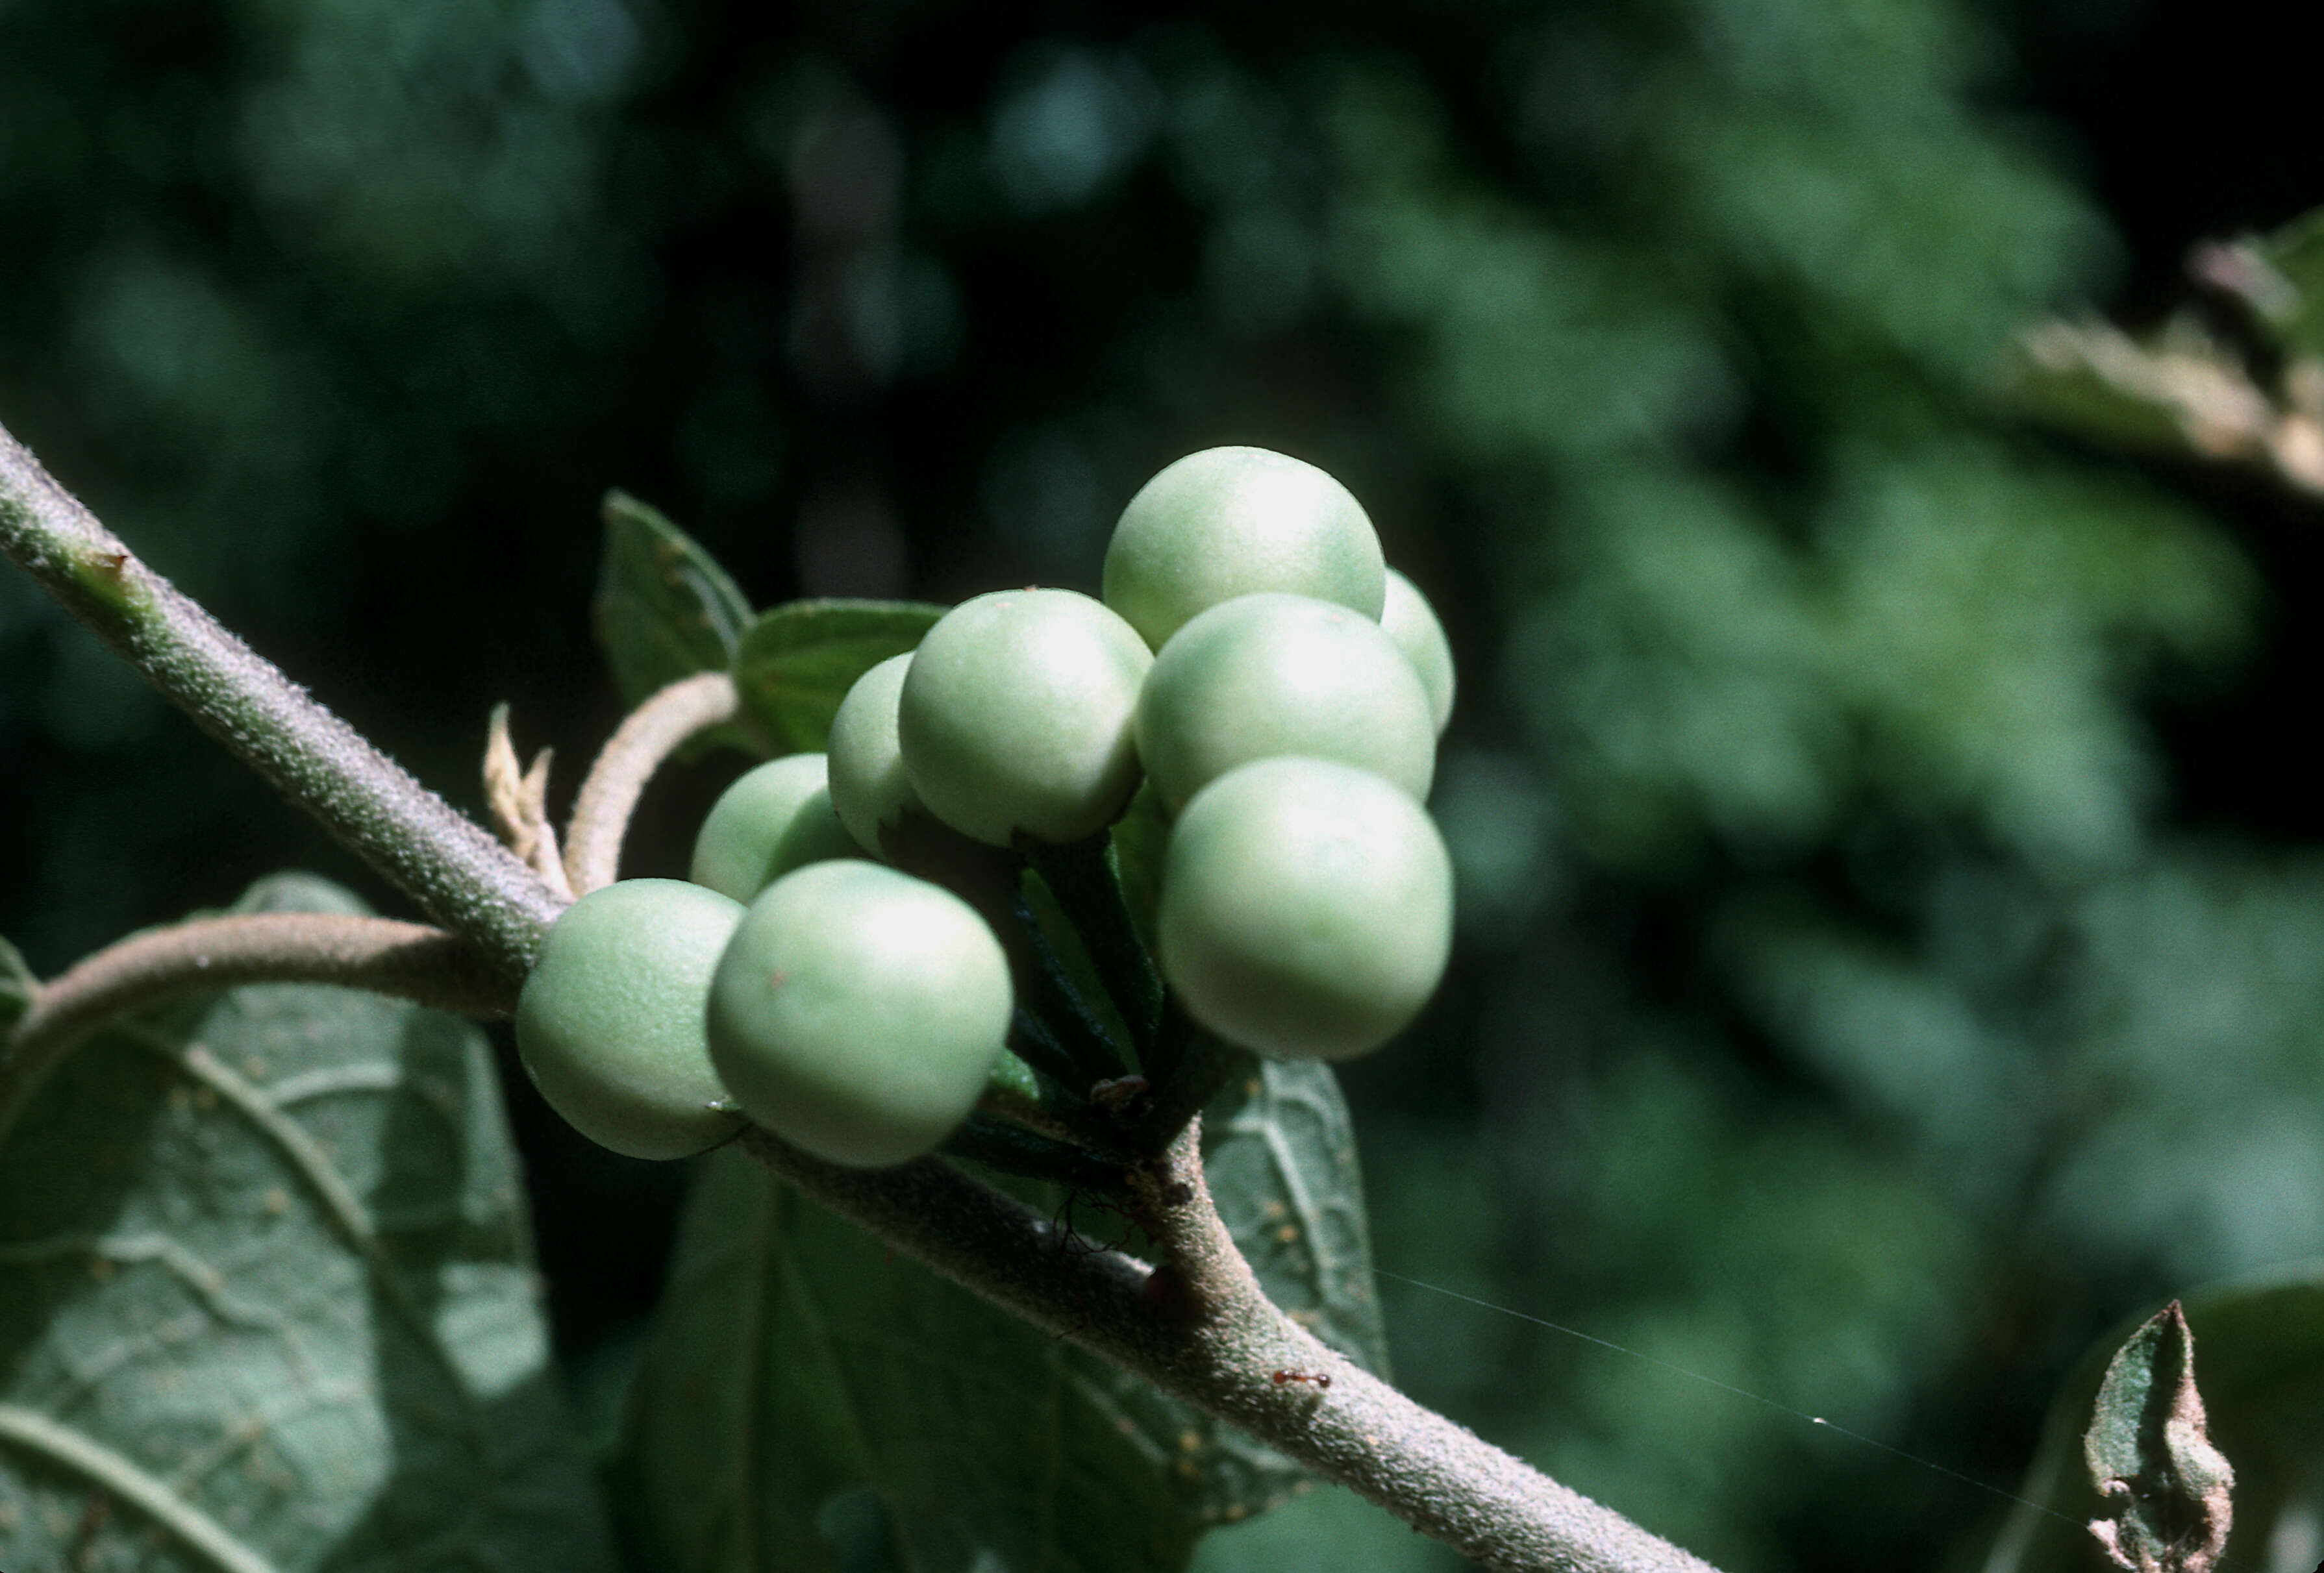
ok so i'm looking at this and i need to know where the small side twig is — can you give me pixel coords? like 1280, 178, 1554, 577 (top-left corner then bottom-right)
484, 705, 573, 899
562, 671, 740, 895
0, 913, 510, 1148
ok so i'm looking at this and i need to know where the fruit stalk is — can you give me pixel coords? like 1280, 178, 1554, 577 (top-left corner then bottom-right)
564, 669, 741, 893
0, 913, 508, 1147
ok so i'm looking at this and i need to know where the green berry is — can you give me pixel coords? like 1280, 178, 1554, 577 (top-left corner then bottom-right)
514, 879, 746, 1160
1103, 447, 1386, 651
707, 861, 1014, 1167
828, 653, 925, 858
1380, 569, 1455, 736
1137, 592, 1436, 812
898, 588, 1152, 846
1159, 757, 1452, 1061
690, 752, 864, 902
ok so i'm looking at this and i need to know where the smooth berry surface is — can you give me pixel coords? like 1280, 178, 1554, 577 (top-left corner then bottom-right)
708, 861, 1013, 1167
1159, 756, 1452, 1061
514, 878, 746, 1159
1138, 592, 1436, 811
690, 752, 862, 901
1103, 447, 1386, 651
898, 588, 1151, 846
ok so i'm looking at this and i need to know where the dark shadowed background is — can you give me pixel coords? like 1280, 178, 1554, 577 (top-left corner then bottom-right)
6, 2, 2323, 1568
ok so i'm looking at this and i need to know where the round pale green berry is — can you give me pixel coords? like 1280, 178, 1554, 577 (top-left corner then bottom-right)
515, 879, 746, 1159
1103, 447, 1386, 650
1381, 569, 1455, 736
1159, 757, 1452, 1061
828, 654, 924, 858
898, 588, 1152, 846
1137, 592, 1436, 812
707, 861, 1013, 1167
690, 752, 864, 901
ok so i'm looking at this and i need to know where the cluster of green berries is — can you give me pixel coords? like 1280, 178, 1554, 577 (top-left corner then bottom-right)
514, 447, 1456, 1169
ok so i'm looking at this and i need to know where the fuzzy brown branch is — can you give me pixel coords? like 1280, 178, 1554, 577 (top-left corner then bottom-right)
737, 1121, 1721, 1573
0, 913, 510, 1148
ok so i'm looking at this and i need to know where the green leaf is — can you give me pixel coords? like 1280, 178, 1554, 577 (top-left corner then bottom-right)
2242, 208, 2324, 357
1985, 1269, 2324, 1573
618, 1056, 1393, 1572
2084, 1302, 2233, 1573
1202, 1060, 1392, 1381
614, 1149, 1208, 1573
1, 874, 614, 1573
594, 489, 755, 710
0, 935, 31, 1035
728, 599, 945, 756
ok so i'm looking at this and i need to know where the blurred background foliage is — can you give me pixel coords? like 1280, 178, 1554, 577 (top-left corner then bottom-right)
5, 1, 2323, 1569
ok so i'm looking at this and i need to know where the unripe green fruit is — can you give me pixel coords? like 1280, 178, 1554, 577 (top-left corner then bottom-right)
514, 879, 746, 1159
1159, 757, 1452, 1061
1103, 447, 1386, 651
1380, 569, 1455, 736
1137, 592, 1436, 812
898, 588, 1152, 846
828, 653, 924, 858
690, 752, 864, 901
707, 861, 1013, 1167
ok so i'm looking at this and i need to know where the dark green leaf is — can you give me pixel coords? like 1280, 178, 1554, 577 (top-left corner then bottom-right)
0, 935, 30, 1035
614, 1149, 1208, 1573
1986, 1270, 2324, 1573
594, 489, 755, 709
729, 599, 945, 755
1, 874, 615, 1573
1202, 1060, 1392, 1381
617, 1059, 1393, 1572
2084, 1302, 2233, 1573
2245, 209, 2324, 356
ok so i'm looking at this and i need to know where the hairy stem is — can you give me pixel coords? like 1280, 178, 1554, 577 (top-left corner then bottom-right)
738, 1122, 1719, 1573
0, 913, 512, 1148
562, 670, 739, 895
0, 423, 563, 983
1, 419, 1722, 1573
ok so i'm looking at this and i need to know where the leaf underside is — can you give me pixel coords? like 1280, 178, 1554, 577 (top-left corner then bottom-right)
2083, 1302, 2234, 1573
1983, 1269, 2324, 1573
593, 489, 756, 737
618, 1058, 1389, 1572
728, 599, 947, 757
0, 874, 614, 1573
